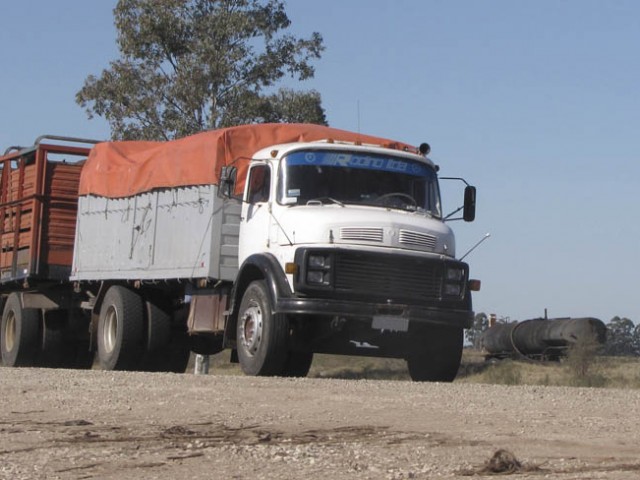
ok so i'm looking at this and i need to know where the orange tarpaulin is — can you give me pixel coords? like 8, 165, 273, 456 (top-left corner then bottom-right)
79, 123, 416, 198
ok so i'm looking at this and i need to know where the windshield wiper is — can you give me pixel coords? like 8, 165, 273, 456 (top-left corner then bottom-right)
306, 197, 345, 207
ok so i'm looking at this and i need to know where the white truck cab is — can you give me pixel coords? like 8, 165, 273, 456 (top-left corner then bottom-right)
229, 137, 477, 381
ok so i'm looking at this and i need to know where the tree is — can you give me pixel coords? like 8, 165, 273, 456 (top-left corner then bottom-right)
77, 0, 326, 140
465, 312, 489, 349
632, 323, 640, 355
604, 316, 635, 356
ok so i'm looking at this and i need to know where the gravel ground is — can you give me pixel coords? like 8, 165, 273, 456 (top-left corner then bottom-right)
1, 367, 639, 479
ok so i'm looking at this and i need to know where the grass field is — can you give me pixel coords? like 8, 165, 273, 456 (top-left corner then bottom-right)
198, 348, 640, 388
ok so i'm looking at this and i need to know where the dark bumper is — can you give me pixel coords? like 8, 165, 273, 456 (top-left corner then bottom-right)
275, 297, 473, 329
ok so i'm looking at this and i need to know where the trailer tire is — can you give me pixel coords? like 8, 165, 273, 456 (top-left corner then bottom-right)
97, 286, 144, 371
236, 281, 288, 376
1, 293, 39, 367
66, 342, 95, 369
165, 331, 191, 373
145, 300, 171, 352
281, 351, 313, 378
38, 310, 67, 367
406, 326, 463, 382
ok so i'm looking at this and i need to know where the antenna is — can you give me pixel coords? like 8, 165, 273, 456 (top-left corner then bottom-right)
357, 99, 361, 134
459, 233, 491, 261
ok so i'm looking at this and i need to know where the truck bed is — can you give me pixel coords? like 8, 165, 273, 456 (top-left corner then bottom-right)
0, 144, 87, 284
71, 186, 241, 282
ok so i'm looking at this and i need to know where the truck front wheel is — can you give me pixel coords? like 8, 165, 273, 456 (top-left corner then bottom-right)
97, 286, 144, 371
406, 326, 463, 382
1, 293, 39, 367
236, 280, 288, 376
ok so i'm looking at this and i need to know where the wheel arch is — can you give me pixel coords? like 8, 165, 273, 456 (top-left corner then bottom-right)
224, 253, 292, 348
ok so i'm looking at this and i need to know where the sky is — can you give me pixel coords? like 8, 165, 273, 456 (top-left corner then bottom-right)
1, 1, 639, 323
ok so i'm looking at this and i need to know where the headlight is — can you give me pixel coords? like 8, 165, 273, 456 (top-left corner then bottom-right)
306, 252, 333, 286
444, 284, 462, 296
446, 268, 464, 281
309, 254, 329, 268
307, 270, 330, 285
443, 264, 467, 298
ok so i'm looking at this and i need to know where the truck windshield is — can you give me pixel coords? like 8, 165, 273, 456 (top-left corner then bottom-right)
278, 149, 441, 216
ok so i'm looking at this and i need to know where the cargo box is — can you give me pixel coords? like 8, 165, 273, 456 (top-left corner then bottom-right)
71, 186, 240, 282
0, 142, 89, 284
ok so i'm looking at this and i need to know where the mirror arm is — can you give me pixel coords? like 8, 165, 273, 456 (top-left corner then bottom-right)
439, 176, 470, 186
443, 205, 464, 221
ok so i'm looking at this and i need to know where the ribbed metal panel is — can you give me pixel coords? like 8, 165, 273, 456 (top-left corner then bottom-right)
334, 251, 443, 301
399, 229, 437, 249
340, 227, 384, 242
42, 162, 83, 267
0, 145, 88, 282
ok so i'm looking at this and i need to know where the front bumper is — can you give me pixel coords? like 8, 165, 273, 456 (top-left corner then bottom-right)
275, 296, 473, 329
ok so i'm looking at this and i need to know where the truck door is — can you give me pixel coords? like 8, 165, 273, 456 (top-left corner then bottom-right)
239, 164, 273, 264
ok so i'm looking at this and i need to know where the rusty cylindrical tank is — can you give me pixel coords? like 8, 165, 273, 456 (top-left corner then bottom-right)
479, 317, 606, 358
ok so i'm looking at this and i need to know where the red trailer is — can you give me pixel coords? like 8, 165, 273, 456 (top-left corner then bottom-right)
0, 136, 94, 283
0, 136, 96, 367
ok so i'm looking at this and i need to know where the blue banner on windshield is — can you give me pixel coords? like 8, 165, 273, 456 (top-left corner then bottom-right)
286, 150, 433, 177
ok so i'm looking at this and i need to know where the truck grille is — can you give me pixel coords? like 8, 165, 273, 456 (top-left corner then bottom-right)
333, 250, 443, 302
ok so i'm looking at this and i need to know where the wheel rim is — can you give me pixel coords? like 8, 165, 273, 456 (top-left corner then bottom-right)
239, 304, 263, 357
4, 311, 16, 352
102, 306, 118, 354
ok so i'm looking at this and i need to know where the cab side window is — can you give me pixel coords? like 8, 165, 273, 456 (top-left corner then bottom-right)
247, 165, 271, 204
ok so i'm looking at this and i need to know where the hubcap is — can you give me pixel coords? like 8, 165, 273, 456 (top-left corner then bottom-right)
239, 304, 263, 357
102, 306, 118, 354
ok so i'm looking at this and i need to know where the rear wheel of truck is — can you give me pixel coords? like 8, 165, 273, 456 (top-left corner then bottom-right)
236, 280, 288, 376
162, 330, 191, 373
97, 286, 144, 371
406, 326, 463, 382
1, 293, 39, 367
38, 310, 68, 367
144, 300, 172, 352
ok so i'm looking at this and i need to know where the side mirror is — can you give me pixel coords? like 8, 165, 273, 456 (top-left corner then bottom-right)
218, 166, 237, 198
463, 185, 476, 222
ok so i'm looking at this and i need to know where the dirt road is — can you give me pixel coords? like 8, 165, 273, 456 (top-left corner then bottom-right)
1, 367, 639, 479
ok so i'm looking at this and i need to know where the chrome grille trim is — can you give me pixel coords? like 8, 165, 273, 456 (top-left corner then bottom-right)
340, 227, 384, 242
399, 229, 437, 249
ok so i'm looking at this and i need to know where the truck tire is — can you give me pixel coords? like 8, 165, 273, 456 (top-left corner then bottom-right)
1, 293, 39, 367
281, 351, 313, 377
145, 300, 171, 352
236, 280, 288, 376
65, 342, 95, 370
97, 286, 144, 371
406, 326, 463, 382
38, 310, 67, 368
164, 331, 191, 373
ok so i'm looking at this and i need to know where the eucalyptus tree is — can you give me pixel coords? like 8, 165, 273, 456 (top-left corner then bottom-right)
77, 0, 326, 140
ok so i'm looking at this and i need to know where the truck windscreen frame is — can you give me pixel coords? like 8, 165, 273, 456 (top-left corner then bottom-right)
277, 149, 442, 217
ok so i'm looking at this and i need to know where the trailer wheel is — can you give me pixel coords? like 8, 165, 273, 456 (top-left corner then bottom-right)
406, 326, 463, 382
97, 286, 144, 371
38, 310, 67, 367
164, 331, 191, 373
236, 281, 288, 376
281, 351, 313, 378
1, 293, 39, 367
145, 300, 171, 352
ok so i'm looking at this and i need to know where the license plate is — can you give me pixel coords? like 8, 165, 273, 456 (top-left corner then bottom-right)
372, 315, 409, 332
